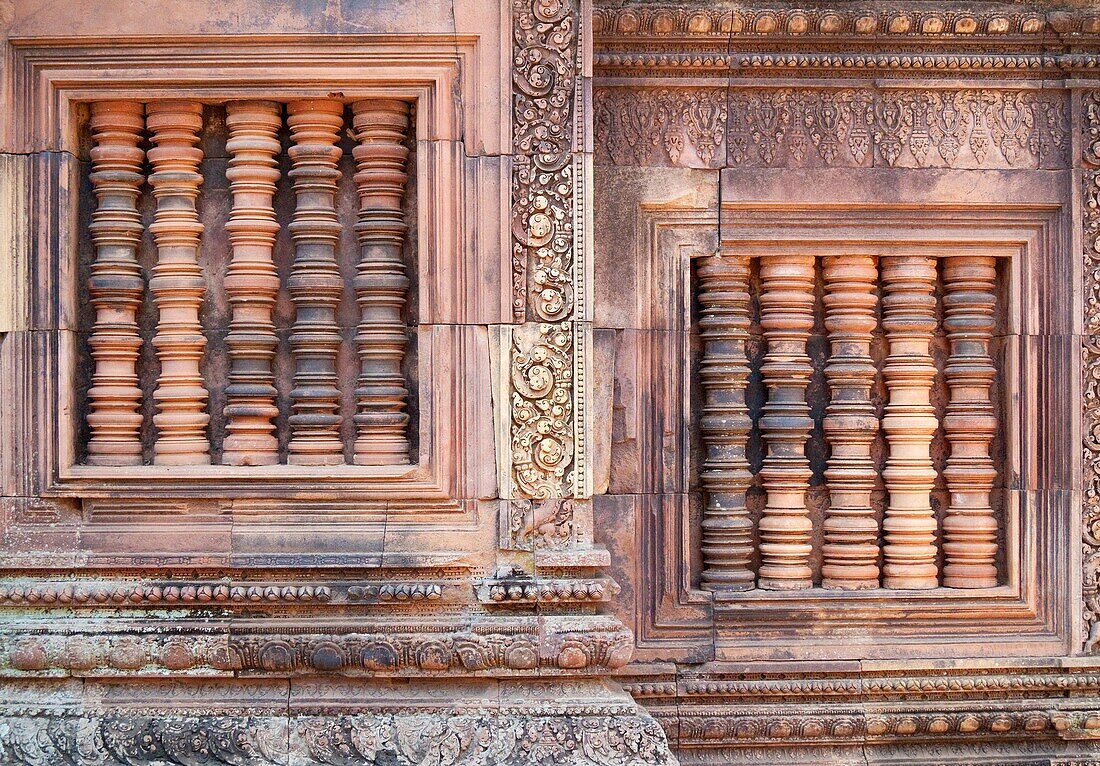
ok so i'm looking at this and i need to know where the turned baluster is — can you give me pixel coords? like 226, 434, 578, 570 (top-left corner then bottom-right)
221, 101, 283, 466
350, 99, 412, 465
757, 254, 816, 590
286, 100, 346, 465
821, 255, 881, 589
86, 101, 147, 466
880, 255, 939, 589
942, 256, 999, 588
697, 254, 754, 590
147, 100, 210, 465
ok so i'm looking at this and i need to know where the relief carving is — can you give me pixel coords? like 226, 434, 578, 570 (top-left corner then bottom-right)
509, 0, 581, 505
1083, 90, 1100, 653
0, 712, 675, 766
594, 88, 1068, 170
511, 323, 574, 500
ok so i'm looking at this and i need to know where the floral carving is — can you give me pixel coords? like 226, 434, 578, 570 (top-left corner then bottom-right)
513, 0, 576, 157
512, 0, 578, 323
0, 715, 289, 766
513, 153, 575, 323
511, 324, 574, 499
595, 87, 1068, 169
1, 624, 634, 674
0, 712, 674, 766
1083, 90, 1100, 653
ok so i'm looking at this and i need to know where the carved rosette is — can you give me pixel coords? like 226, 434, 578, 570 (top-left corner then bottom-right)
757, 255, 816, 590
880, 255, 940, 589
821, 255, 881, 589
941, 256, 999, 588
696, 254, 754, 590
146, 100, 210, 465
222, 100, 282, 466
85, 101, 146, 466
1082, 90, 1100, 653
350, 99, 412, 466
285, 99, 345, 465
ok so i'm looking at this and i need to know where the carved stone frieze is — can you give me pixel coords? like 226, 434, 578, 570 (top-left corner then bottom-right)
593, 5, 1100, 41
1, 620, 635, 675
1083, 89, 1100, 653
0, 710, 676, 766
594, 87, 1068, 170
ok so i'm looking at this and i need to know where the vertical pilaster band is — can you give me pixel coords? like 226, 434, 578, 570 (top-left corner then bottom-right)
350, 99, 412, 466
286, 99, 345, 465
880, 254, 939, 589
146, 100, 210, 465
757, 254, 816, 590
86, 101, 146, 466
697, 254, 754, 591
222, 100, 282, 466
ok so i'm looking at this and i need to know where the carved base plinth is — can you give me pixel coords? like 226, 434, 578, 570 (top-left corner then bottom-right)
0, 679, 677, 766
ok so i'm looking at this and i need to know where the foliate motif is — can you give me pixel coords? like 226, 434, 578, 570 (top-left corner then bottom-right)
297, 713, 674, 766
0, 712, 675, 766
0, 715, 289, 766
594, 88, 727, 167
2, 625, 634, 674
513, 0, 576, 157
509, 0, 581, 504
511, 324, 574, 499
594, 88, 1068, 169
512, 154, 575, 323
512, 0, 578, 323
1083, 90, 1100, 653
592, 6, 1069, 39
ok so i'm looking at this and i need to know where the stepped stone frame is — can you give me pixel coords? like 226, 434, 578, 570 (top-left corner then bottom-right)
2, 1, 1100, 765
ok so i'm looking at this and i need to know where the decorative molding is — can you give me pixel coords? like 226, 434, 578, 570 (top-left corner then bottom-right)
0, 582, 333, 607
1083, 89, 1100, 654
593, 5, 1100, 41
594, 87, 1069, 170
1, 621, 636, 675
477, 574, 619, 604
0, 711, 675, 766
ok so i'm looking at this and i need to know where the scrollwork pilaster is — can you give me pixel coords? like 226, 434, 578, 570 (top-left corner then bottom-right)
1082, 90, 1100, 652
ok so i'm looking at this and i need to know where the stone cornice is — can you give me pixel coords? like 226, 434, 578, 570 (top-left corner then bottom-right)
594, 3, 1100, 77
